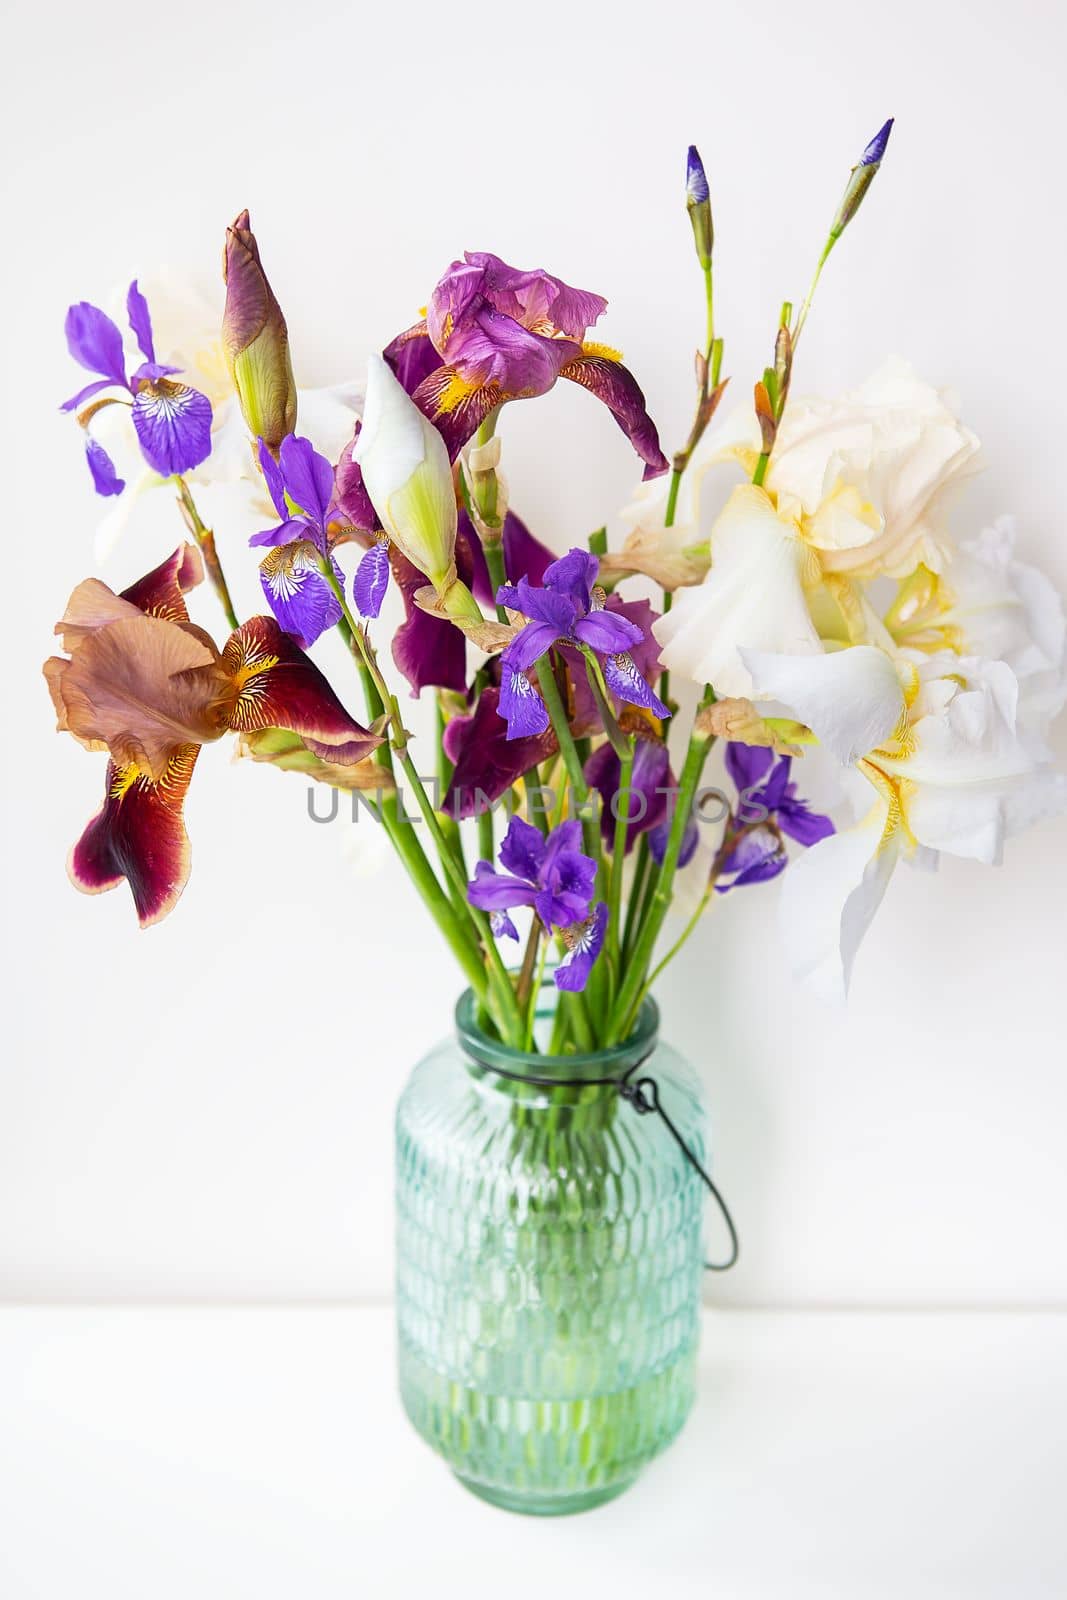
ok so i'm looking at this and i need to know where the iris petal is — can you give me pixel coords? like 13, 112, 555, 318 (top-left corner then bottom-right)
84, 437, 126, 497
126, 281, 156, 364
354, 542, 391, 619
64, 301, 128, 388
601, 652, 671, 719
559, 350, 669, 480
258, 543, 343, 648
69, 746, 199, 927
131, 380, 213, 476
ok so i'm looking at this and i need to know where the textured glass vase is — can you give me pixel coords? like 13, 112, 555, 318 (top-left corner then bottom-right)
395, 990, 706, 1515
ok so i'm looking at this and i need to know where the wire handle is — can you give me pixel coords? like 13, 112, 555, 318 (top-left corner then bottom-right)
469, 1048, 740, 1273
618, 1069, 739, 1272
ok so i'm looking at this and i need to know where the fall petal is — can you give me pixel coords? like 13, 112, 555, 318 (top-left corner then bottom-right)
560, 350, 669, 479
220, 615, 382, 764
742, 644, 907, 767
69, 746, 200, 927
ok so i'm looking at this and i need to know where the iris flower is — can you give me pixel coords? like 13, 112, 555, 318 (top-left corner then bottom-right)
585, 737, 700, 866
44, 544, 381, 926
383, 251, 669, 478
466, 816, 607, 992
715, 743, 834, 891
62, 281, 213, 494
496, 548, 669, 738
249, 434, 343, 647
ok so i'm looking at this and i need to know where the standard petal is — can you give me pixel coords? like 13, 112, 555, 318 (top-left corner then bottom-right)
742, 644, 907, 767
559, 350, 669, 480
120, 542, 204, 622
131, 381, 213, 476
126, 280, 156, 364
68, 746, 199, 927
85, 437, 126, 497
503, 619, 567, 673
573, 608, 645, 656
257, 436, 289, 519
220, 615, 382, 764
653, 485, 821, 697
725, 741, 775, 796
278, 434, 334, 533
64, 301, 128, 387
497, 814, 546, 885
354, 542, 391, 619
543, 548, 599, 609
49, 613, 223, 777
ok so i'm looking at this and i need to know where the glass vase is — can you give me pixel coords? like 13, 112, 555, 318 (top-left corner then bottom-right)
395, 990, 706, 1515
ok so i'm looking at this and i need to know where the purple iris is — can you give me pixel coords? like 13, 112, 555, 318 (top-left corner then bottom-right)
467, 816, 607, 993
716, 744, 834, 892
249, 434, 342, 648
62, 282, 212, 494
686, 145, 709, 206
860, 117, 894, 166
496, 548, 669, 739
585, 738, 699, 868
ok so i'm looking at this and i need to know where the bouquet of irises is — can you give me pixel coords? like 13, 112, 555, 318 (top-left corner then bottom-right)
45, 120, 1066, 1050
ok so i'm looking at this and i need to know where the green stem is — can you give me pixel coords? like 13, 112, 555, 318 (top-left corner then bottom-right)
175, 477, 239, 631
606, 692, 716, 1041
323, 560, 523, 1040
622, 835, 651, 963
607, 745, 634, 982
535, 656, 600, 863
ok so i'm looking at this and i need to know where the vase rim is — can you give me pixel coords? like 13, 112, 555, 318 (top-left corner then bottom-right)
453, 988, 660, 1080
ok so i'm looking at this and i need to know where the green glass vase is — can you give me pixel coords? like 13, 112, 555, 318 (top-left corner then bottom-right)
395, 990, 706, 1515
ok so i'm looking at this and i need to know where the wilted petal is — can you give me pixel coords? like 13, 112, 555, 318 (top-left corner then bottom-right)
742, 644, 906, 766
559, 349, 669, 479
68, 746, 199, 927
131, 380, 213, 476
442, 684, 556, 818
235, 727, 394, 792
220, 614, 382, 765
85, 436, 125, 497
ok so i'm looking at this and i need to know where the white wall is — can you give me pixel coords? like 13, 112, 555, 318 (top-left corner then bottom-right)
3, 0, 1065, 1305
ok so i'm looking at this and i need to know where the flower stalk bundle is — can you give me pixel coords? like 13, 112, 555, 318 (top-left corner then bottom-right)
48, 122, 1066, 1049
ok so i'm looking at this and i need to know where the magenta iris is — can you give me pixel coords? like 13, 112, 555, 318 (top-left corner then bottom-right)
496, 549, 669, 739
61, 281, 213, 492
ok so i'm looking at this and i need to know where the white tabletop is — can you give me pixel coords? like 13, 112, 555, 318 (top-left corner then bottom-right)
1, 1306, 1064, 1599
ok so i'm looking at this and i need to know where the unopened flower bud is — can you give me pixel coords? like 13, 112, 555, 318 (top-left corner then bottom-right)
831, 117, 894, 240
686, 144, 714, 269
355, 355, 459, 595
222, 210, 297, 453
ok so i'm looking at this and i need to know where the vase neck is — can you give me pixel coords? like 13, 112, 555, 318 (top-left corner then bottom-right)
453, 988, 659, 1083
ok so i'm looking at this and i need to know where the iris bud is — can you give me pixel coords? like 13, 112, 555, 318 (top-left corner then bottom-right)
830, 118, 894, 241
222, 210, 297, 453
686, 144, 714, 270
355, 355, 464, 599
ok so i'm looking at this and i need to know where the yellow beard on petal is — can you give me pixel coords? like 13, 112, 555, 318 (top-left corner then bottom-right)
579, 340, 624, 363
